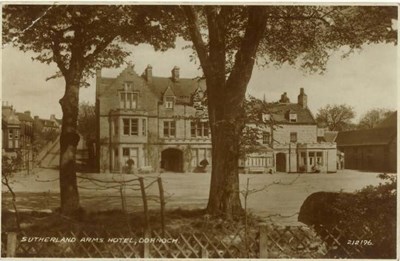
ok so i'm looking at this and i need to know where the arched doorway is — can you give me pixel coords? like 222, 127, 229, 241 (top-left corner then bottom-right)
161, 148, 183, 172
276, 153, 286, 172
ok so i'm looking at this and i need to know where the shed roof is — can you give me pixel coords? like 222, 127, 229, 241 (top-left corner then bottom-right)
336, 127, 396, 146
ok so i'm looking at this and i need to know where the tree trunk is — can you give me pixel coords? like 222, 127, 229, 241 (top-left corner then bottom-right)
184, 6, 268, 218
59, 72, 81, 215
206, 103, 245, 217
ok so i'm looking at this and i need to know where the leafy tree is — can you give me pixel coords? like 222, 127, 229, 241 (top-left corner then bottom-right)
358, 108, 395, 129
77, 102, 96, 169
180, 6, 397, 216
316, 104, 356, 131
3, 5, 179, 215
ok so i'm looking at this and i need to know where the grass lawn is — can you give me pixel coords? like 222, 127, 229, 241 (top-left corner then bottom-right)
2, 168, 388, 225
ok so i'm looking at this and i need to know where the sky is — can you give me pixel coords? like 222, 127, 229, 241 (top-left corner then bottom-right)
1, 38, 397, 122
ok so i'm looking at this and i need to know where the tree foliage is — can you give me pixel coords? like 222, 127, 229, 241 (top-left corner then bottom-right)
2, 5, 181, 215
77, 102, 96, 140
180, 5, 397, 216
3, 5, 180, 84
358, 108, 395, 129
316, 104, 356, 131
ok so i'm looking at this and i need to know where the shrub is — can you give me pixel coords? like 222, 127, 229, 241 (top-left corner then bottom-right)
330, 173, 396, 258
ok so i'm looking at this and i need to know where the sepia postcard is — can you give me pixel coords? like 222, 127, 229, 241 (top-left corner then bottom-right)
1, 2, 398, 259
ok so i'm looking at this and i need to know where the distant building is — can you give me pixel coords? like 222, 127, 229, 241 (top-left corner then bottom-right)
239, 89, 337, 173
336, 112, 397, 173
2, 102, 34, 169
33, 114, 61, 133
2, 102, 22, 154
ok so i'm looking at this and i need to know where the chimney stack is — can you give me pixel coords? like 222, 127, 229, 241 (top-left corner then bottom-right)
298, 88, 307, 108
171, 66, 180, 82
279, 92, 290, 103
50, 114, 56, 121
34, 116, 39, 120
144, 65, 152, 83
24, 111, 31, 117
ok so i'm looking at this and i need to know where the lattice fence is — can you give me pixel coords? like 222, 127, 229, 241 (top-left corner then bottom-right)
1, 224, 381, 258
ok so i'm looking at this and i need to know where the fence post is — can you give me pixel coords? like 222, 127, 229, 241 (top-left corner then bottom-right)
7, 232, 17, 257
201, 247, 208, 258
139, 177, 149, 230
143, 230, 150, 258
259, 225, 269, 258
157, 177, 165, 236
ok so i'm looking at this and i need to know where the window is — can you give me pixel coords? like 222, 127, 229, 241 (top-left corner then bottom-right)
191, 122, 196, 137
123, 118, 139, 136
289, 113, 297, 122
262, 132, 270, 144
8, 130, 13, 139
309, 152, 315, 165
316, 152, 323, 165
191, 121, 209, 138
142, 119, 146, 136
120, 91, 138, 109
123, 119, 130, 135
165, 96, 174, 109
123, 148, 130, 156
115, 149, 119, 156
163, 121, 176, 137
131, 119, 138, 135
262, 113, 271, 122
290, 132, 297, 143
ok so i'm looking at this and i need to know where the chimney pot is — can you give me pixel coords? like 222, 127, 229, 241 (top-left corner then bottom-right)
279, 92, 290, 103
145, 65, 153, 83
171, 66, 180, 82
298, 88, 307, 108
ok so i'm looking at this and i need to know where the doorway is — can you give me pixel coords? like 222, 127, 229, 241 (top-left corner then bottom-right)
161, 148, 183, 172
276, 153, 286, 172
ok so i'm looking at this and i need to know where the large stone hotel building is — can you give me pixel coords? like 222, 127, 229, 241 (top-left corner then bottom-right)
96, 64, 337, 174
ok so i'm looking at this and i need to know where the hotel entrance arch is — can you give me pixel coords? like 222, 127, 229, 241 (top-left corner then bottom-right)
161, 148, 183, 172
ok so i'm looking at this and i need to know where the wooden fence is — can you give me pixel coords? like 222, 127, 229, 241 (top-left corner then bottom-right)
1, 224, 378, 258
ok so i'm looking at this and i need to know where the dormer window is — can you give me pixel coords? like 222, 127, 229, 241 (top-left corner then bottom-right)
165, 96, 174, 109
289, 112, 297, 122
262, 113, 271, 122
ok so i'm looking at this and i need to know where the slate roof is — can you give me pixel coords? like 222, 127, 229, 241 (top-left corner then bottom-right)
266, 103, 316, 125
3, 114, 20, 125
323, 131, 338, 142
336, 127, 396, 146
146, 76, 206, 104
16, 113, 33, 122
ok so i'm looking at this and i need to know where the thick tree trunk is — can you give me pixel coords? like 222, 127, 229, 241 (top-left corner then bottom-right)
59, 73, 81, 215
206, 104, 245, 217
184, 6, 268, 218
